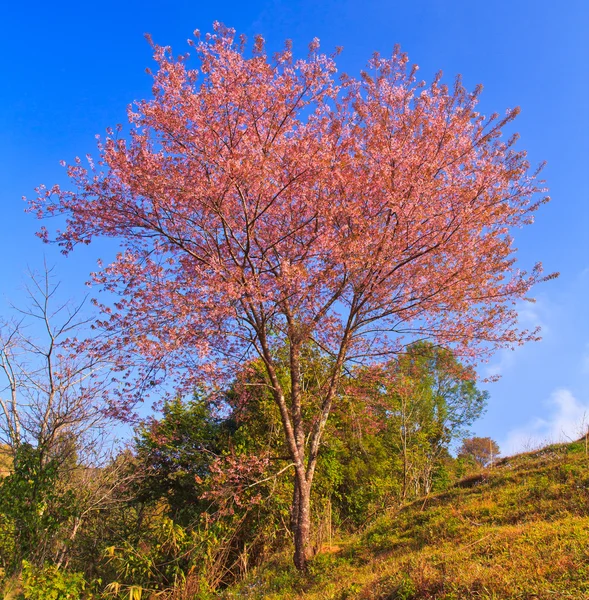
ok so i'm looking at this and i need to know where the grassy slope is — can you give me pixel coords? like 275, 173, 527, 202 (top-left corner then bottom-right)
0, 445, 12, 477
224, 440, 589, 600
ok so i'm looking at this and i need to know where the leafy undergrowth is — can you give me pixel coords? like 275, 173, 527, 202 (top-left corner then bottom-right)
223, 440, 589, 600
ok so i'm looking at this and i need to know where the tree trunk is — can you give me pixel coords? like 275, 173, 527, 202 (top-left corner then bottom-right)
292, 477, 312, 571
290, 477, 300, 533
401, 423, 408, 501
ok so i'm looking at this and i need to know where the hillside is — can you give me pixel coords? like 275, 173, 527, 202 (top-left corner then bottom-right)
224, 440, 589, 600
0, 446, 11, 477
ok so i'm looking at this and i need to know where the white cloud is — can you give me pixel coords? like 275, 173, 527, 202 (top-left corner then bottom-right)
483, 348, 517, 379
502, 388, 589, 456
482, 300, 549, 379
516, 299, 548, 334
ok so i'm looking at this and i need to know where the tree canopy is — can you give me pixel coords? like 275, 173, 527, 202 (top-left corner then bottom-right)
29, 23, 553, 568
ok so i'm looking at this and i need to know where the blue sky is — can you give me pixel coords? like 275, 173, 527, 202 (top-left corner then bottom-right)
1, 0, 588, 454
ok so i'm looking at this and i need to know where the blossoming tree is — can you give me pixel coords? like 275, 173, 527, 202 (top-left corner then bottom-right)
30, 24, 554, 569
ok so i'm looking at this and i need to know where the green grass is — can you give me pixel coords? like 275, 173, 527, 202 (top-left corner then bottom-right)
222, 440, 589, 600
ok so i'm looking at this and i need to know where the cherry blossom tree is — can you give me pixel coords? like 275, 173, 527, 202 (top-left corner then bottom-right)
29, 24, 555, 569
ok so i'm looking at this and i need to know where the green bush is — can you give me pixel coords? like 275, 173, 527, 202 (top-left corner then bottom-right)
21, 560, 88, 600
0, 444, 77, 570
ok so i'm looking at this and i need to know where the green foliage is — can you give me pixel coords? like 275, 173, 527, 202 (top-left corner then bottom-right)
317, 342, 487, 528
0, 444, 77, 570
0, 512, 16, 574
21, 561, 88, 600
103, 514, 194, 594
373, 342, 488, 499
133, 390, 293, 586
134, 394, 223, 524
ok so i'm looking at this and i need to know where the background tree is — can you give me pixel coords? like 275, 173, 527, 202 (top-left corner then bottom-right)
0, 267, 118, 573
134, 394, 224, 524
388, 343, 488, 497
458, 436, 500, 468
0, 267, 109, 461
30, 24, 554, 569
346, 342, 487, 502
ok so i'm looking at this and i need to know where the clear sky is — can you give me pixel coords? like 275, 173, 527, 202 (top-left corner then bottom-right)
1, 0, 588, 455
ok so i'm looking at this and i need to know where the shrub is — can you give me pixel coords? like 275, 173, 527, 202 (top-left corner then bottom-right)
21, 560, 88, 600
